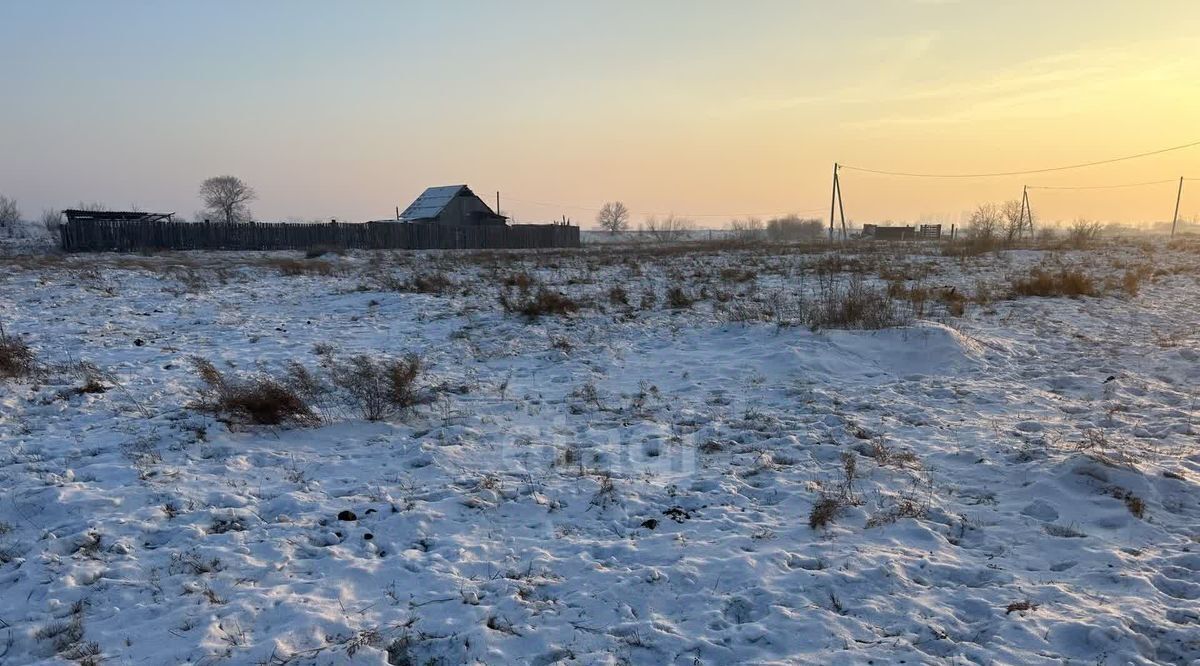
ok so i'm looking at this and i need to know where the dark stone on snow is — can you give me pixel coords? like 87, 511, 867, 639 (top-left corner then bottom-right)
663, 507, 691, 523
641, 519, 659, 530
337, 510, 357, 521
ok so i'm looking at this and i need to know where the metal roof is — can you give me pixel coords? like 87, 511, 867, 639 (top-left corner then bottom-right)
63, 210, 175, 223
399, 185, 469, 221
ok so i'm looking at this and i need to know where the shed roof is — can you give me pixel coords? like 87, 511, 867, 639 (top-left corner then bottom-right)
399, 185, 469, 221
63, 210, 174, 223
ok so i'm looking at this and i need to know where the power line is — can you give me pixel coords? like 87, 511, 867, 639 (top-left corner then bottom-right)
1027, 179, 1178, 191
503, 195, 824, 219
839, 139, 1200, 179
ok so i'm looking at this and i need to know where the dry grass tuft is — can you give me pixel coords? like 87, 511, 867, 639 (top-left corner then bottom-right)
808, 496, 842, 529
808, 274, 906, 330
502, 271, 536, 291
666, 286, 694, 309
270, 258, 335, 276
501, 288, 580, 320
1010, 267, 1097, 298
189, 357, 318, 426
332, 353, 422, 421
0, 327, 38, 380
410, 271, 454, 294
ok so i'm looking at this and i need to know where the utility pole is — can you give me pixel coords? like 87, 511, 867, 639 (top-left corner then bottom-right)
1020, 186, 1034, 238
830, 163, 842, 242
836, 172, 847, 240
1172, 177, 1184, 237
496, 191, 501, 216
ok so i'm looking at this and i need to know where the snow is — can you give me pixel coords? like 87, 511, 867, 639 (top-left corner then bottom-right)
0, 241, 1198, 664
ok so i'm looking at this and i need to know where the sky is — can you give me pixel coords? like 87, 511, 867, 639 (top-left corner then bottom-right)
2, 0, 1200, 228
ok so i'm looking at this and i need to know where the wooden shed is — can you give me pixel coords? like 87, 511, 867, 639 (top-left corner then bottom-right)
399, 185, 507, 226
63, 209, 175, 224
862, 224, 916, 241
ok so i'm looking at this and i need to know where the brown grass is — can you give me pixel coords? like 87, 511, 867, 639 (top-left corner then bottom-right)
1010, 267, 1097, 298
0, 327, 38, 380
666, 286, 694, 309
332, 353, 422, 421
410, 272, 454, 294
501, 288, 580, 319
808, 274, 907, 330
189, 357, 318, 426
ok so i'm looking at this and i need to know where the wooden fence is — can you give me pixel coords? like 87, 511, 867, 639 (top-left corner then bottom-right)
60, 220, 580, 253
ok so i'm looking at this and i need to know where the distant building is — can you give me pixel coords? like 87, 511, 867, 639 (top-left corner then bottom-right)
398, 185, 507, 226
861, 224, 915, 240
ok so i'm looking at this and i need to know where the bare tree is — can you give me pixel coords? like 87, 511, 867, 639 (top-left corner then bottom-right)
596, 201, 630, 234
40, 209, 63, 236
0, 195, 21, 238
1067, 219, 1103, 247
642, 214, 692, 242
729, 217, 764, 241
1000, 199, 1033, 242
199, 175, 257, 224
766, 215, 824, 241
967, 203, 1001, 241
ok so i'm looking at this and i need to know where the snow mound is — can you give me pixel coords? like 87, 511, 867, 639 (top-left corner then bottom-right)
790, 321, 987, 382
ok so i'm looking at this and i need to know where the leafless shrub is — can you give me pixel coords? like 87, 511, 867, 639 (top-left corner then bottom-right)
1066, 219, 1103, 248
331, 353, 422, 421
809, 452, 862, 529
189, 357, 318, 426
0, 325, 38, 380
608, 285, 628, 305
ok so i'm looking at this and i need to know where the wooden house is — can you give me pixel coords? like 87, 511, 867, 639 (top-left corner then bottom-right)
398, 185, 507, 226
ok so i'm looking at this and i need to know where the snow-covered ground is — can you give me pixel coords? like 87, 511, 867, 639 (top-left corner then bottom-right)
1, 239, 1198, 665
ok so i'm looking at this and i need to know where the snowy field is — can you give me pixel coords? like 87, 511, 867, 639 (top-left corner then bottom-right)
1, 238, 1198, 665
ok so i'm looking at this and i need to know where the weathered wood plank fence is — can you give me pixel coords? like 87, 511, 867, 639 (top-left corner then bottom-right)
60, 220, 580, 253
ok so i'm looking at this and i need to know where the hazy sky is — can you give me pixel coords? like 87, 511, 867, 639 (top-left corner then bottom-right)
3, 1, 1199, 227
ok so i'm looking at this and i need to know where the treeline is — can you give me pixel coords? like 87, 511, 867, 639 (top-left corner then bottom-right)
729, 215, 825, 241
